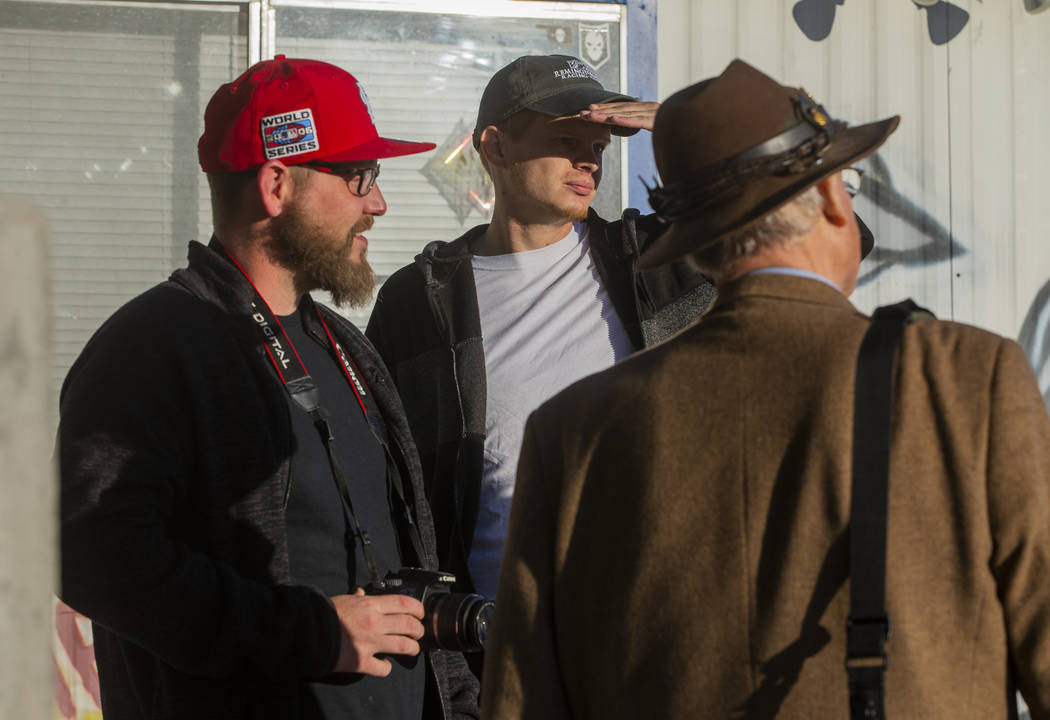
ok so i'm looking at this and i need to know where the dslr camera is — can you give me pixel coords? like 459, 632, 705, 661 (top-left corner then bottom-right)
369, 568, 494, 653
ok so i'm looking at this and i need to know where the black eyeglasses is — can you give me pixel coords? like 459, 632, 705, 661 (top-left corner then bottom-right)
841, 167, 864, 197
302, 162, 380, 197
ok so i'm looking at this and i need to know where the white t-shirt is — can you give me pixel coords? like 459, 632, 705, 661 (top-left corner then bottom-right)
468, 222, 633, 598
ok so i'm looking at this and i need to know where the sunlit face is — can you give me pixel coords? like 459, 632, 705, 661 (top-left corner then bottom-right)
499, 115, 612, 224
267, 163, 386, 308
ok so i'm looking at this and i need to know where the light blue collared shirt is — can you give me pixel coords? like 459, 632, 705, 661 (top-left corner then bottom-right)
746, 266, 841, 292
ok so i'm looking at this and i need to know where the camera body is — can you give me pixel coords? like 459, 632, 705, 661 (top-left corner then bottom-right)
369, 568, 494, 653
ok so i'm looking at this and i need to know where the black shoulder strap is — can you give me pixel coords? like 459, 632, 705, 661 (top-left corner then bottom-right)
847, 299, 932, 720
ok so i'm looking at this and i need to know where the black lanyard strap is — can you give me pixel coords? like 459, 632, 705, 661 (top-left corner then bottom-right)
303, 296, 429, 572
848, 299, 932, 720
310, 405, 384, 587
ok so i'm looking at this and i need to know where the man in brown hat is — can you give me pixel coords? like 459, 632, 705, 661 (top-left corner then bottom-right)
482, 59, 1050, 719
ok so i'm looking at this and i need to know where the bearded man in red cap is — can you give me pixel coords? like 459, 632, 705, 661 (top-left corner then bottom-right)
58, 56, 479, 720
483, 60, 1050, 719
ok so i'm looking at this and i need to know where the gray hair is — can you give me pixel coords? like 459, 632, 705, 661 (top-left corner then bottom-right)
691, 185, 826, 274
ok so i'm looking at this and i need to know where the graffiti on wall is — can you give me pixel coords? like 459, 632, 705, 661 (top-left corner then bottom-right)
1018, 283, 1050, 409
854, 153, 964, 287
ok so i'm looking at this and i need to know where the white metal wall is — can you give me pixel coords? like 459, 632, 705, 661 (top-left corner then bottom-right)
657, 0, 1050, 347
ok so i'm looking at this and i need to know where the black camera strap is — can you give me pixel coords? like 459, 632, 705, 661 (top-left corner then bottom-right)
847, 299, 932, 720
221, 249, 426, 588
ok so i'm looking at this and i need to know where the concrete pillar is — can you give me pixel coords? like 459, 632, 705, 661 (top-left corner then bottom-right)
0, 196, 55, 720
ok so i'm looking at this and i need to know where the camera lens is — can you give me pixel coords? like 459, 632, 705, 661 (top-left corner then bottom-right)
471, 597, 495, 649
425, 593, 496, 652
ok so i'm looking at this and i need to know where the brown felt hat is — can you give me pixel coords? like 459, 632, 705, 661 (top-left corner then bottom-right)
638, 59, 899, 270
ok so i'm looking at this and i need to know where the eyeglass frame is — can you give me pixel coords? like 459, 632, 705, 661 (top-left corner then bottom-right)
301, 162, 381, 197
841, 166, 864, 197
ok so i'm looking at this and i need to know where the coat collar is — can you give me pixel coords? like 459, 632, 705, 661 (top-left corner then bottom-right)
173, 239, 337, 346
713, 271, 860, 314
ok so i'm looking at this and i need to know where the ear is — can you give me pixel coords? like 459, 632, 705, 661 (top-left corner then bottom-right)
478, 126, 510, 170
816, 172, 851, 228
256, 160, 296, 218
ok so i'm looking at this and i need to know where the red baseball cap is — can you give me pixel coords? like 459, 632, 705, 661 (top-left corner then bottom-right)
198, 55, 436, 173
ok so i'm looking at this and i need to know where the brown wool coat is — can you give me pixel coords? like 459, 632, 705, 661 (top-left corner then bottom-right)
481, 273, 1050, 720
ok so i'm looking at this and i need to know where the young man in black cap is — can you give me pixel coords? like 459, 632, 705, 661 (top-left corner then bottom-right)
58, 56, 478, 719
483, 60, 1050, 719
366, 55, 715, 609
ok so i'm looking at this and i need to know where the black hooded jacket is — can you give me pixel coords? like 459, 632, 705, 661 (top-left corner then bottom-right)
59, 240, 479, 720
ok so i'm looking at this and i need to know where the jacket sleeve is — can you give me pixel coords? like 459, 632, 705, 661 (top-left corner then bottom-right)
58, 302, 342, 682
985, 339, 1050, 718
481, 413, 572, 720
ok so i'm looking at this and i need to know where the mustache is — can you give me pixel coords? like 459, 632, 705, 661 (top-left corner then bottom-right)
351, 216, 375, 235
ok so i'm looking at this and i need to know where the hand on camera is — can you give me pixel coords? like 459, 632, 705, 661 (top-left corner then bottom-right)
330, 588, 425, 677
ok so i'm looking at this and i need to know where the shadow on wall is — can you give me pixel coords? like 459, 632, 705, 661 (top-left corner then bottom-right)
792, 0, 971, 45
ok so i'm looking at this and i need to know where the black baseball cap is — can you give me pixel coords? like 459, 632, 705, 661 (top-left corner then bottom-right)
472, 54, 639, 149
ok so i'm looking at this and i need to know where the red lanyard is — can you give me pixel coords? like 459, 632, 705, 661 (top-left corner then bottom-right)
220, 248, 370, 418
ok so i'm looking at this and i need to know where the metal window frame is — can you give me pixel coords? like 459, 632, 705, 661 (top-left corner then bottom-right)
5, 0, 652, 209
2, 0, 245, 9
264, 0, 630, 209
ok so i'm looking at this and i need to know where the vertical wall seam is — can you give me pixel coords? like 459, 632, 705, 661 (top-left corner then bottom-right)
946, 6, 956, 322
1010, 4, 1018, 332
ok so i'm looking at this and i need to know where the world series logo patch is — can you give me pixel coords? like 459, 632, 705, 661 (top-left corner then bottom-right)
261, 108, 319, 160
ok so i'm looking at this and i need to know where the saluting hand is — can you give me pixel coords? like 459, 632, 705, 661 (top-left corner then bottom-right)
579, 100, 661, 131
330, 588, 425, 677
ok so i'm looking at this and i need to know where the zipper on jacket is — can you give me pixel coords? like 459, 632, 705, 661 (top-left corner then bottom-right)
620, 212, 657, 334
421, 266, 468, 440
419, 251, 453, 343
420, 257, 483, 582
282, 471, 294, 509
